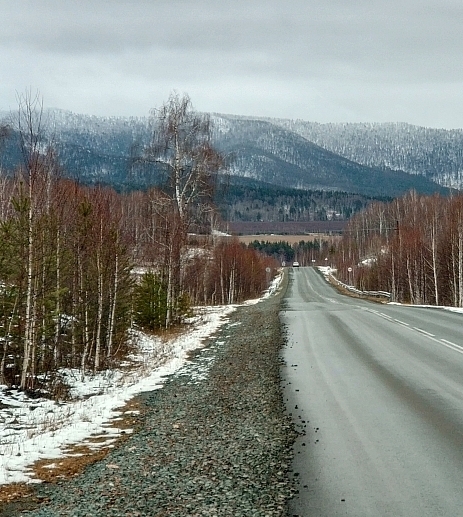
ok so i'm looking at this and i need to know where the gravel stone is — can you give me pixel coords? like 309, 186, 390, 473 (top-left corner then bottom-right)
3, 274, 297, 516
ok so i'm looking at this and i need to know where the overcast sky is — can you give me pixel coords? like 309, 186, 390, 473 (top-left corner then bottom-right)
1, 0, 463, 128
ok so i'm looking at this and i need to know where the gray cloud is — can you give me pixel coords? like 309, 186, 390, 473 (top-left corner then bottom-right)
1, 0, 463, 127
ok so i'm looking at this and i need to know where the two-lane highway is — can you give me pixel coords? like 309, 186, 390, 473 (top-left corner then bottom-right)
281, 267, 463, 516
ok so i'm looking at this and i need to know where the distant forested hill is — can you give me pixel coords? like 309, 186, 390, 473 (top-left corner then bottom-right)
267, 119, 463, 189
211, 114, 448, 197
0, 108, 454, 203
215, 176, 387, 222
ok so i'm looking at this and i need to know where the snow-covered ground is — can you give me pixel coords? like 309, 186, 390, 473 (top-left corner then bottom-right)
388, 302, 463, 314
0, 272, 283, 486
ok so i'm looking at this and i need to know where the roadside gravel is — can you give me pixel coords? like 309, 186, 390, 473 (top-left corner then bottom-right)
5, 273, 296, 516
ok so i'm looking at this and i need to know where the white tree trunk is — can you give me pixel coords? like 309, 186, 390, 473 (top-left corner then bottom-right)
106, 252, 119, 359
21, 190, 34, 390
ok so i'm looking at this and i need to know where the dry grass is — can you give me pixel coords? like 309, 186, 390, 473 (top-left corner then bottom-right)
31, 446, 110, 484
0, 483, 33, 504
0, 398, 144, 505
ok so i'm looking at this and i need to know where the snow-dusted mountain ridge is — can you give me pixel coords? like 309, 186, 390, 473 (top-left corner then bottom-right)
0, 108, 457, 195
265, 119, 463, 189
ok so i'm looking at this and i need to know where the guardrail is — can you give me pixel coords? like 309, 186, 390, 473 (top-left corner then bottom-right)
328, 273, 391, 299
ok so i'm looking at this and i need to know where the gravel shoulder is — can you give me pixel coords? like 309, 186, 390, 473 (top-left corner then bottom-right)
3, 272, 297, 516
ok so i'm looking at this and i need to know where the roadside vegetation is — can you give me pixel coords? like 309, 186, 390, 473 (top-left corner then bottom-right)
0, 92, 277, 397
334, 190, 463, 306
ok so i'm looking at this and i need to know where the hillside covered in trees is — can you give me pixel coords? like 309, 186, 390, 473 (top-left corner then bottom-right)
215, 176, 386, 222
211, 115, 448, 197
271, 119, 463, 189
0, 108, 453, 200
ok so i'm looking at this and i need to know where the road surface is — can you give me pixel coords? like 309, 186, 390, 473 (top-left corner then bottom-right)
281, 267, 463, 517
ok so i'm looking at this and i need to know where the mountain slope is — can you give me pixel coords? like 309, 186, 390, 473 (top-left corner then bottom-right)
266, 119, 463, 189
212, 115, 449, 197
214, 175, 387, 222
0, 108, 453, 198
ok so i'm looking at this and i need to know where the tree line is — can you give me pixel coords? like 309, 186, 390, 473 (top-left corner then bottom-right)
248, 239, 336, 265
215, 179, 379, 222
0, 92, 277, 395
335, 190, 463, 306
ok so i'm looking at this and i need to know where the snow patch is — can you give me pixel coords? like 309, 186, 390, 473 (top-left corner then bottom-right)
0, 268, 284, 486
0, 305, 235, 485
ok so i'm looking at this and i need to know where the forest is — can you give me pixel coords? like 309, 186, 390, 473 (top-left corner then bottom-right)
248, 238, 336, 265
0, 93, 277, 396
335, 190, 463, 307
276, 119, 463, 189
214, 178, 380, 222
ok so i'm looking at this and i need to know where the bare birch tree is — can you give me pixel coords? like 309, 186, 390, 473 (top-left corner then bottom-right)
16, 91, 45, 390
144, 92, 223, 326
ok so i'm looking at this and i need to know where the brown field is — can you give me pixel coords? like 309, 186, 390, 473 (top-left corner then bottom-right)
237, 234, 342, 245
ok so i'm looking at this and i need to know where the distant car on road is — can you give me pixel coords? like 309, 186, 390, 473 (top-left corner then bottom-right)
292, 261, 300, 267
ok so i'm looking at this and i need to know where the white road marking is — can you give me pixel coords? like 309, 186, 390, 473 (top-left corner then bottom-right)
441, 338, 459, 348
365, 308, 463, 357
441, 339, 463, 354
413, 327, 435, 337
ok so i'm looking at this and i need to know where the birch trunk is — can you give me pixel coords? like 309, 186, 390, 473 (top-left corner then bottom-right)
94, 249, 103, 372
106, 252, 118, 359
20, 186, 34, 390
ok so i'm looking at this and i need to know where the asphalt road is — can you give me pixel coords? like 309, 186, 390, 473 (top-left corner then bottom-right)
281, 267, 463, 517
